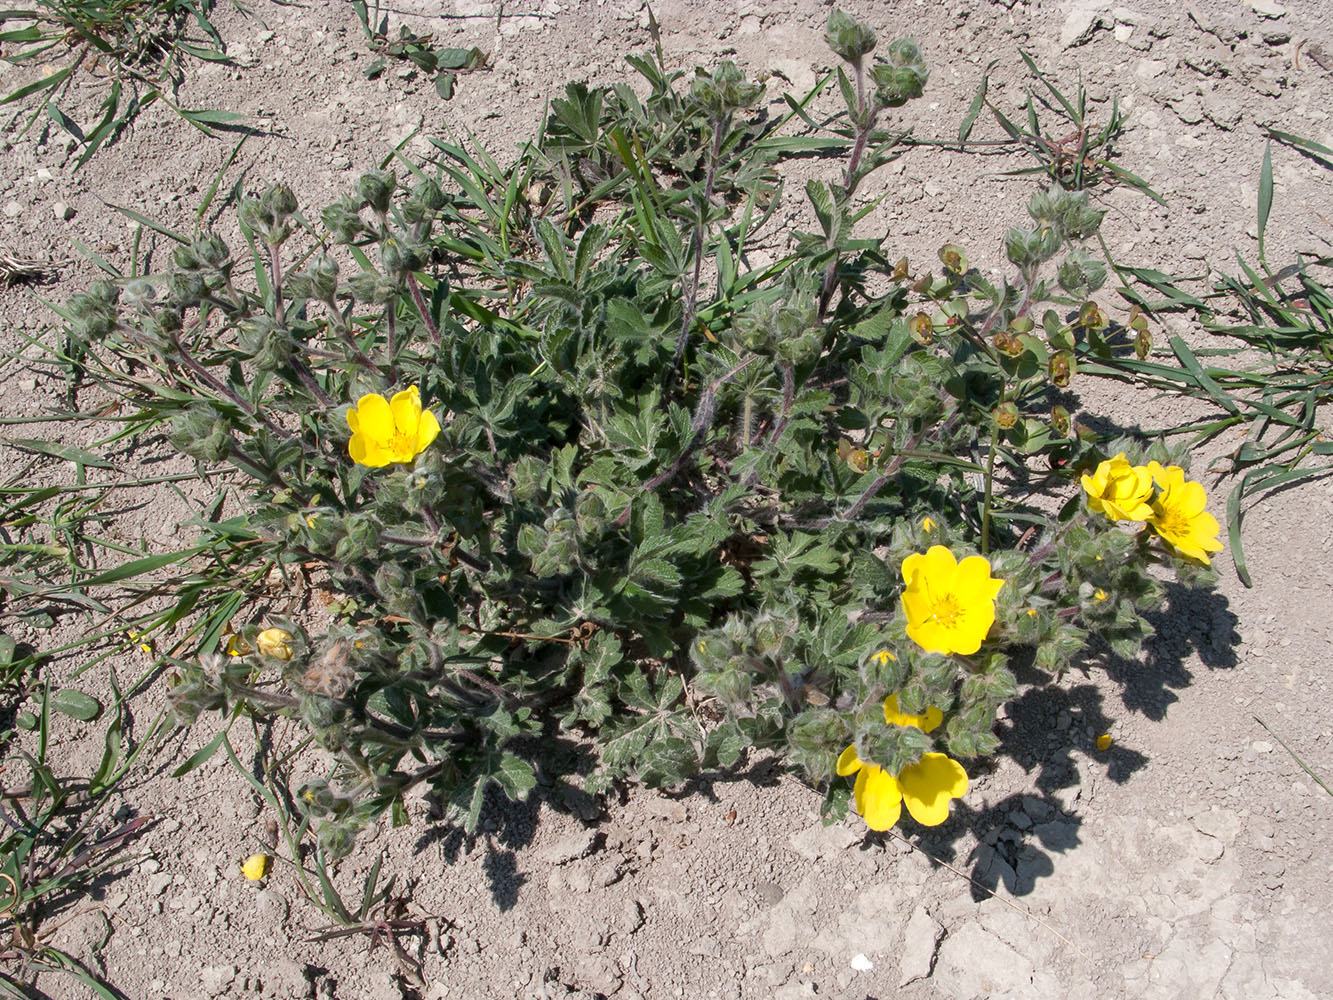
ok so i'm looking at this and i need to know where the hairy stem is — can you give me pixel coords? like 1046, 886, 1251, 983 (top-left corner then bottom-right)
671, 115, 727, 371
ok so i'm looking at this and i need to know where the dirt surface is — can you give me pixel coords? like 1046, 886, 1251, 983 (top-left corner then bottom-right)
3, 1, 1333, 998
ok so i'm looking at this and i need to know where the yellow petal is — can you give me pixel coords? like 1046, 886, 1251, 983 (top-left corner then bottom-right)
1096, 733, 1113, 751
836, 744, 863, 776
241, 853, 271, 880
883, 694, 943, 734
899, 753, 968, 826
416, 407, 442, 452
389, 386, 422, 435
853, 765, 903, 831
353, 393, 393, 439
901, 550, 927, 586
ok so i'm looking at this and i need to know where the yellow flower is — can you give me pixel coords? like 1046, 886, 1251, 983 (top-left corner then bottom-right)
1096, 733, 1113, 751
346, 386, 441, 467
837, 695, 968, 829
1081, 452, 1154, 522
255, 628, 294, 660
1094, 588, 1108, 602
241, 853, 271, 881
871, 650, 896, 667
900, 546, 1004, 656
127, 630, 153, 654
1145, 462, 1223, 565
921, 516, 936, 533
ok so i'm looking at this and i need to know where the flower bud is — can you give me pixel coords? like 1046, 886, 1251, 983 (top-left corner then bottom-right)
358, 170, 397, 215
1050, 405, 1070, 437
825, 9, 877, 62
322, 197, 367, 244
256, 627, 295, 660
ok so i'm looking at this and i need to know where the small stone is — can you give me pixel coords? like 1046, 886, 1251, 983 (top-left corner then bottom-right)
3, 201, 20, 219
53, 201, 75, 221
35, 168, 53, 181
898, 906, 943, 986
139, 858, 163, 874
1250, 0, 1285, 18
1061, 6, 1105, 49
1114, 24, 1134, 43
147, 873, 173, 896
201, 965, 238, 996
1251, 740, 1273, 753
615, 898, 644, 936
164, 940, 182, 958
850, 953, 873, 971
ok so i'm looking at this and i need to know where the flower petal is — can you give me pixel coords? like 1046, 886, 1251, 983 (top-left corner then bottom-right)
353, 393, 393, 439
416, 406, 442, 452
390, 386, 422, 435
883, 694, 943, 734
836, 744, 863, 776
899, 753, 968, 826
853, 765, 903, 831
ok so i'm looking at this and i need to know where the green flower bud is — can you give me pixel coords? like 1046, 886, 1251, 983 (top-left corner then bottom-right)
358, 170, 397, 215
992, 401, 1019, 429
1051, 405, 1071, 437
194, 233, 231, 270
402, 179, 446, 224
322, 197, 367, 244
825, 9, 877, 62
262, 183, 298, 220
871, 39, 928, 109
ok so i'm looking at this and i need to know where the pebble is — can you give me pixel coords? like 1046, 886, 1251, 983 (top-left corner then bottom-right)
201, 965, 237, 996
147, 873, 174, 896
54, 201, 75, 221
35, 168, 53, 181
898, 906, 944, 986
3, 201, 20, 218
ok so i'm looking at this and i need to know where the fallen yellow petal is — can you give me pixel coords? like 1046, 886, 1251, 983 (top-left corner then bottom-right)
241, 853, 271, 880
1097, 733, 1113, 751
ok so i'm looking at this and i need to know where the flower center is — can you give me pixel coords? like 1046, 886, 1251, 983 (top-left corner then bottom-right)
930, 593, 965, 630
384, 430, 416, 457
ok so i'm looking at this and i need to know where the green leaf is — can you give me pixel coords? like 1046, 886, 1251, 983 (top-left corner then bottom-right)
51, 688, 101, 721
5, 437, 114, 469
1257, 141, 1273, 265
494, 752, 537, 800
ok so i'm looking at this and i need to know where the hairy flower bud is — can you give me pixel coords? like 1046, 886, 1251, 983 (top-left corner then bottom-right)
358, 170, 397, 215
825, 9, 877, 62
1051, 405, 1071, 437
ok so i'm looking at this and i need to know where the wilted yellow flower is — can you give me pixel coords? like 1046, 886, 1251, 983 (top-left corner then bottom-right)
901, 546, 1004, 656
241, 853, 271, 881
1145, 462, 1223, 565
1081, 452, 1153, 522
346, 386, 441, 467
255, 628, 294, 660
224, 635, 251, 657
1096, 733, 1113, 751
837, 695, 968, 829
871, 650, 896, 667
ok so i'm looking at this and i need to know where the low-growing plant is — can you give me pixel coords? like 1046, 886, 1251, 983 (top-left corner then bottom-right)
0, 0, 243, 168
57, 10, 1220, 853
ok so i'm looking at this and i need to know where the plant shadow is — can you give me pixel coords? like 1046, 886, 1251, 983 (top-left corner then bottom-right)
882, 580, 1238, 899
